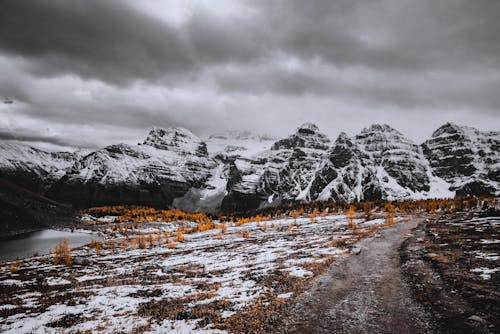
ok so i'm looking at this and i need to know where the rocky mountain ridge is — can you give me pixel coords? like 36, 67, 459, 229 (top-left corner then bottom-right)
0, 122, 498, 212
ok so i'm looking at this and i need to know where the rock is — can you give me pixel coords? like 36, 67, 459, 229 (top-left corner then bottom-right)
72, 256, 90, 266
466, 315, 487, 325
351, 247, 362, 255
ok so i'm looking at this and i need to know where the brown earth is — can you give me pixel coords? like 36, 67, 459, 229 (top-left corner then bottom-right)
400, 213, 499, 334
277, 218, 435, 334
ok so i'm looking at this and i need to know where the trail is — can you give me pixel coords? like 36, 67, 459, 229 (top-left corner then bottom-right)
278, 219, 434, 334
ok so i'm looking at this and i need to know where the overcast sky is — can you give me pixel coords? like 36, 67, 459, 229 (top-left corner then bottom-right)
0, 0, 499, 151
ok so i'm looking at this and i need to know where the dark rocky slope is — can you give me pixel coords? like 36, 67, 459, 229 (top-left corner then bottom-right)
0, 178, 78, 237
423, 122, 499, 196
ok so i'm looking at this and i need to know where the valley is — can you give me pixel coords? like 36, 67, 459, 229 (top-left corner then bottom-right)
0, 199, 498, 333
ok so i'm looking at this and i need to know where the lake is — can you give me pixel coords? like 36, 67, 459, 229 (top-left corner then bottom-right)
0, 229, 102, 262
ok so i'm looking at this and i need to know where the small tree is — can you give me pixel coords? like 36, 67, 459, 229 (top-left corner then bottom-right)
9, 259, 21, 272
148, 233, 155, 248
54, 239, 72, 265
347, 206, 356, 229
220, 222, 227, 234
138, 234, 147, 249
121, 238, 127, 251
174, 229, 185, 243
384, 201, 396, 225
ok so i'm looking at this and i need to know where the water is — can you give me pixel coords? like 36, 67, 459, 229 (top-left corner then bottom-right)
0, 229, 102, 262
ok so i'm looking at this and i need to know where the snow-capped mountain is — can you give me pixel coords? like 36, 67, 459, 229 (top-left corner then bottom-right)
422, 122, 500, 196
307, 125, 454, 203
0, 142, 83, 192
47, 127, 216, 207
1, 122, 498, 212
220, 123, 331, 211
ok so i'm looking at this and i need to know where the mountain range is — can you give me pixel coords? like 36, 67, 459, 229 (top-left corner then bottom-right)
1, 122, 498, 213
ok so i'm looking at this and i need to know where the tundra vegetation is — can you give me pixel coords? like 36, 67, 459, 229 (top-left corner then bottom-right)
0, 197, 497, 333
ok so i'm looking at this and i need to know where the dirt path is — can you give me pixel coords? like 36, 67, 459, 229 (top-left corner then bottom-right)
278, 219, 435, 334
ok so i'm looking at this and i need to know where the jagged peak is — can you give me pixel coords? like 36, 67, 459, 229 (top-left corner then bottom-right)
360, 124, 402, 135
142, 126, 207, 156
333, 132, 354, 147
335, 132, 350, 141
146, 126, 199, 141
272, 123, 330, 150
355, 123, 417, 154
297, 122, 320, 134
431, 122, 472, 138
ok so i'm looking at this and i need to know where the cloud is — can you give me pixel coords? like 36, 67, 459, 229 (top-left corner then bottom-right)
0, 0, 193, 85
0, 129, 83, 148
0, 0, 498, 150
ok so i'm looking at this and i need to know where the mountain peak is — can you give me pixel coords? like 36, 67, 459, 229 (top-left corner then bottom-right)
431, 122, 465, 137
297, 122, 320, 134
361, 124, 401, 135
142, 126, 207, 156
336, 131, 350, 141
272, 123, 330, 150
146, 126, 196, 140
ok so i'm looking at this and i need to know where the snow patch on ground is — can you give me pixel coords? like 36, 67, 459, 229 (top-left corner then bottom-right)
470, 267, 500, 280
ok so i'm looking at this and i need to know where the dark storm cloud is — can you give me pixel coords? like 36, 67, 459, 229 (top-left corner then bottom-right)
2, 0, 499, 86
0, 0, 270, 85
0, 129, 94, 148
0, 0, 193, 85
0, 0, 499, 149
213, 64, 500, 110
257, 0, 500, 71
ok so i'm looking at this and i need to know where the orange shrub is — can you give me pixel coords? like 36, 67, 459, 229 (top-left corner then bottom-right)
148, 233, 155, 248
9, 260, 21, 272
240, 230, 251, 238
121, 239, 127, 251
220, 222, 227, 234
53, 239, 72, 265
175, 230, 185, 243
138, 234, 147, 249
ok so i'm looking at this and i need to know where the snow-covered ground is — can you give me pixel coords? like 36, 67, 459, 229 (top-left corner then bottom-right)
0, 213, 402, 333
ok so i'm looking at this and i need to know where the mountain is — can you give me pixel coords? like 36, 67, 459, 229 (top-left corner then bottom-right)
0, 142, 83, 193
308, 125, 454, 203
0, 122, 498, 213
422, 122, 500, 196
47, 127, 216, 208
220, 123, 332, 212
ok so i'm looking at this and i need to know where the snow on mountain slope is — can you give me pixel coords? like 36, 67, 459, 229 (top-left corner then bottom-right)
354, 124, 454, 199
1, 122, 497, 211
308, 125, 454, 202
423, 122, 499, 196
221, 123, 331, 211
205, 130, 276, 158
0, 142, 82, 192
172, 161, 229, 212
48, 127, 216, 207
